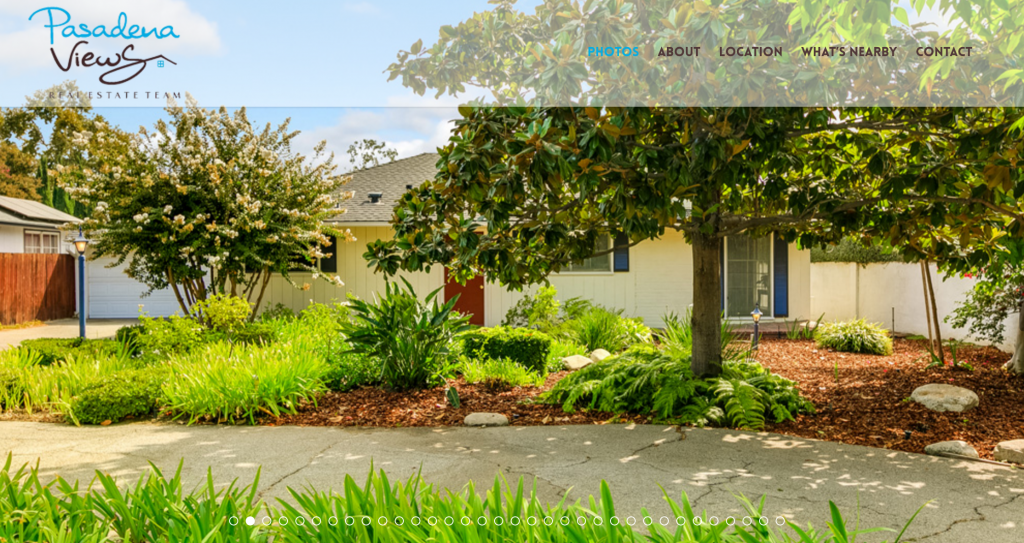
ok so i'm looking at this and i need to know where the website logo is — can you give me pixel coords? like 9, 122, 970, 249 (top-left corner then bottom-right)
29, 7, 179, 85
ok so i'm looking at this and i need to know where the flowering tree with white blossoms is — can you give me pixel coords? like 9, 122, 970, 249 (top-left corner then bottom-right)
59, 96, 353, 317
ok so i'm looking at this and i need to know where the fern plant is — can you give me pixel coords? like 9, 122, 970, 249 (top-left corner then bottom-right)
543, 348, 814, 430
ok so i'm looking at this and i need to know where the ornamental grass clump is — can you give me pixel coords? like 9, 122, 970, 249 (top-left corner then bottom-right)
162, 337, 328, 424
814, 319, 894, 355
0, 454, 927, 543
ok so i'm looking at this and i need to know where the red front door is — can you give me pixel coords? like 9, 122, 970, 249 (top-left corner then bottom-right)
444, 269, 485, 326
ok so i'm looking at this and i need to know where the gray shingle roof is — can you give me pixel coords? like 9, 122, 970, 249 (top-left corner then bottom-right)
332, 152, 440, 223
0, 196, 80, 228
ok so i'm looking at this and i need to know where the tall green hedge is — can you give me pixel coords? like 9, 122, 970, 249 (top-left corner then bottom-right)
810, 237, 903, 264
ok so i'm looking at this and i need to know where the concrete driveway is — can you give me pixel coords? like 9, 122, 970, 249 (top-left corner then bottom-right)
0, 318, 136, 349
2, 422, 1020, 542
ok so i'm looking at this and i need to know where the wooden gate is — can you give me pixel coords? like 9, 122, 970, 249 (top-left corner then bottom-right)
0, 253, 76, 325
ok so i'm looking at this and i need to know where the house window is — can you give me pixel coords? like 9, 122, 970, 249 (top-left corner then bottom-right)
613, 232, 630, 272
563, 235, 611, 273
24, 230, 59, 254
725, 234, 772, 318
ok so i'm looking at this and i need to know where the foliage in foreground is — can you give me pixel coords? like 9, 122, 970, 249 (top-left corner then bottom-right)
815, 320, 894, 356
342, 279, 471, 390
544, 346, 814, 431
0, 454, 925, 543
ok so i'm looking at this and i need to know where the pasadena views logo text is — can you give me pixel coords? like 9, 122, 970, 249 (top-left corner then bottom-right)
29, 7, 178, 85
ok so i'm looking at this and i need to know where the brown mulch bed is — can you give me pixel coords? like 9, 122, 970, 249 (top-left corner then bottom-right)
275, 338, 1022, 461
760, 338, 1022, 460
274, 372, 652, 428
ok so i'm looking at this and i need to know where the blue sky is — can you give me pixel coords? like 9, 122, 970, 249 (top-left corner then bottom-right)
0, 0, 510, 162
1, 0, 956, 163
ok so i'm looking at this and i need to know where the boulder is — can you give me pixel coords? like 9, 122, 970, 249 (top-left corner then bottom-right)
464, 413, 509, 427
562, 355, 593, 371
910, 384, 979, 413
924, 440, 979, 459
590, 349, 611, 363
993, 440, 1024, 464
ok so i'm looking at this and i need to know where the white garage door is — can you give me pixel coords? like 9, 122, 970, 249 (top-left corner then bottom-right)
88, 257, 182, 318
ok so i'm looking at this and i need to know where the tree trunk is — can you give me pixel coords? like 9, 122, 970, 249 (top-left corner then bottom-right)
691, 232, 723, 377
920, 262, 934, 347
1005, 304, 1024, 374
923, 260, 944, 362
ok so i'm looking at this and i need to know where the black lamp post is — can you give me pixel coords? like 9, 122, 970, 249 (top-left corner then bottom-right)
751, 303, 762, 350
73, 228, 89, 338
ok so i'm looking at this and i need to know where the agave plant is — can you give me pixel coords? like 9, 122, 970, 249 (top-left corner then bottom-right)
342, 278, 472, 390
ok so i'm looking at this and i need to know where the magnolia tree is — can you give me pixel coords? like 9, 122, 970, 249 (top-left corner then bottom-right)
60, 96, 352, 317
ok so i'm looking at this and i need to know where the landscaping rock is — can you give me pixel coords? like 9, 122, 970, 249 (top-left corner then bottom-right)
562, 355, 592, 371
464, 413, 509, 427
993, 440, 1024, 464
910, 384, 979, 413
924, 440, 979, 459
590, 349, 611, 363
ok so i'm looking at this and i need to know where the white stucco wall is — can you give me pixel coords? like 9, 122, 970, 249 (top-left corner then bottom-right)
810, 261, 1017, 351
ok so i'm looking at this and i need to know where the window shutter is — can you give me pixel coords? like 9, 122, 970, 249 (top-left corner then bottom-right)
613, 233, 630, 272
320, 236, 338, 273
773, 234, 789, 317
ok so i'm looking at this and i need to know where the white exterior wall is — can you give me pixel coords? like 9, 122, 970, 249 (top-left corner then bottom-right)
260, 226, 444, 314
810, 262, 1017, 351
0, 225, 22, 252
268, 227, 812, 330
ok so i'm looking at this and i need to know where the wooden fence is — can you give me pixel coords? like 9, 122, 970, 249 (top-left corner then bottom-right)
0, 253, 76, 325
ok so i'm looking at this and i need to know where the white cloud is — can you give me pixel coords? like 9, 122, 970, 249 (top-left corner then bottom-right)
294, 107, 458, 169
0, 0, 221, 70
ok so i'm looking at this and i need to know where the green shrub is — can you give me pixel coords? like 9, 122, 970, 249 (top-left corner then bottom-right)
19, 338, 123, 365
0, 346, 139, 416
115, 324, 146, 355
191, 294, 252, 333
323, 353, 378, 392
137, 314, 206, 358
342, 279, 470, 390
545, 338, 586, 373
461, 327, 553, 373
70, 368, 166, 425
810, 236, 903, 264
461, 356, 546, 389
501, 285, 562, 331
543, 349, 814, 430
0, 456, 925, 543
162, 338, 328, 424
217, 322, 277, 345
815, 319, 894, 355
259, 302, 297, 321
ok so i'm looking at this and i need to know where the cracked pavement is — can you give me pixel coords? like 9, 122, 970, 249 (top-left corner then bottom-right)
2, 421, 1021, 541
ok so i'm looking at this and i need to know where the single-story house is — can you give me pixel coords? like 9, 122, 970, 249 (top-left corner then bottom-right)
0, 195, 79, 254
82, 153, 812, 327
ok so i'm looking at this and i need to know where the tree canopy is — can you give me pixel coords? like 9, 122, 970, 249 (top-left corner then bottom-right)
366, 106, 1024, 375
59, 96, 352, 316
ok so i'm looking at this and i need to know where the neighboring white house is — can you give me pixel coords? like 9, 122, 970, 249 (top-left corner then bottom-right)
0, 196, 79, 254
82, 153, 813, 327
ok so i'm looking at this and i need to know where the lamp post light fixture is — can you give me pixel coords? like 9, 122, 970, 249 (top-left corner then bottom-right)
73, 228, 89, 338
751, 303, 763, 350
